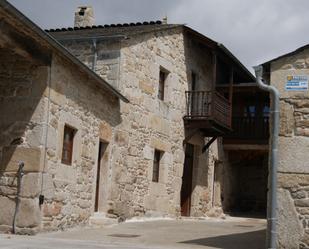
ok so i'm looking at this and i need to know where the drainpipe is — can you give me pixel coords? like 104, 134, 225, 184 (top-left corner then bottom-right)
12, 161, 24, 234
253, 65, 280, 249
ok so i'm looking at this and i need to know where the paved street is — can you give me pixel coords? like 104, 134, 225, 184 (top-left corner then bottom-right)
0, 217, 266, 249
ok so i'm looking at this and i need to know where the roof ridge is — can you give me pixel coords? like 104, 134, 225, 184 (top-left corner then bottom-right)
46, 20, 163, 32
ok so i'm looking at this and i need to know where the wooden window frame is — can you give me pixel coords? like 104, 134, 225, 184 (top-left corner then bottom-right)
61, 125, 77, 165
152, 149, 163, 182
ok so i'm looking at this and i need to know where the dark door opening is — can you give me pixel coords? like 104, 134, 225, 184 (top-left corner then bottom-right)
181, 143, 194, 216
94, 141, 108, 212
223, 150, 268, 217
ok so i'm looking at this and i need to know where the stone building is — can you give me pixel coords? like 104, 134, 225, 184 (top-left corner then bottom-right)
0, 1, 127, 234
260, 44, 309, 249
47, 6, 260, 222
0, 1, 268, 235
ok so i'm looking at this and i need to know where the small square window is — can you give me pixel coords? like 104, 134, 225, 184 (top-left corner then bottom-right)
152, 149, 163, 182
158, 70, 167, 100
61, 125, 77, 165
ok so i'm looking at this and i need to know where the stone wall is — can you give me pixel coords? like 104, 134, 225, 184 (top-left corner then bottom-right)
61, 39, 121, 89
113, 28, 187, 217
183, 35, 219, 217
41, 54, 121, 231
0, 49, 48, 234
183, 36, 213, 91
189, 136, 220, 217
269, 47, 309, 248
57, 27, 219, 219
116, 28, 220, 218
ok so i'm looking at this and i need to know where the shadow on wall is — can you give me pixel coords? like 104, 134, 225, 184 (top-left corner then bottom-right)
0, 48, 123, 174
0, 48, 47, 174
179, 229, 266, 249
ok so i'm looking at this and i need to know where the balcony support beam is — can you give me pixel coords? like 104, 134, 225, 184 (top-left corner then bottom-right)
202, 136, 217, 153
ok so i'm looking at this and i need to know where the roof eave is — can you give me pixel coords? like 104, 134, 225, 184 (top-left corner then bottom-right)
260, 43, 309, 68
183, 26, 255, 82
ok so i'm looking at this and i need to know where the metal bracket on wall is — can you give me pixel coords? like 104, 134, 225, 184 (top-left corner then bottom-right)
202, 136, 217, 153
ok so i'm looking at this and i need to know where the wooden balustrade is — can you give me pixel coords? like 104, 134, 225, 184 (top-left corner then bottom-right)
184, 90, 232, 130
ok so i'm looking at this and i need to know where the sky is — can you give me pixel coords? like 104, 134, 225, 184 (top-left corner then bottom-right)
8, 0, 309, 73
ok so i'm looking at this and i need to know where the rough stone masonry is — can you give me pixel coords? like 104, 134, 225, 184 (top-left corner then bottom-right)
262, 46, 309, 249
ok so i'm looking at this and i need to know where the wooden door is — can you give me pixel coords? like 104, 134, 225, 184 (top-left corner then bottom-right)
181, 144, 194, 216
94, 141, 107, 212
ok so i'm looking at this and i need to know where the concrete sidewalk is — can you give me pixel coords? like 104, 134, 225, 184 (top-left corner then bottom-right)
0, 217, 266, 249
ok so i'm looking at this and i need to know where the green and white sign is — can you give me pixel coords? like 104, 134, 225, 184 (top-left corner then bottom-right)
286, 75, 308, 91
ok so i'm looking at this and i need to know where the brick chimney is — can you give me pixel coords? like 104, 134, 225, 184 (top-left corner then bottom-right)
74, 6, 94, 28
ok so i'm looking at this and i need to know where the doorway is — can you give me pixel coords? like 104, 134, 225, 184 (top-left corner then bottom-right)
223, 150, 268, 217
181, 143, 194, 216
94, 141, 108, 212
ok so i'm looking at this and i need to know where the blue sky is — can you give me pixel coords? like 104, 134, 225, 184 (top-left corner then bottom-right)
8, 0, 309, 72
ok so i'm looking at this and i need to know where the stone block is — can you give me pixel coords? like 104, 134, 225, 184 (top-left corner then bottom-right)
156, 197, 169, 213
114, 130, 129, 146
295, 199, 309, 207
46, 126, 57, 151
150, 138, 171, 152
149, 182, 166, 197
149, 115, 170, 135
174, 149, 184, 164
49, 88, 66, 106
31, 97, 48, 124
139, 80, 154, 95
0, 185, 16, 196
291, 190, 307, 199
43, 201, 63, 217
55, 165, 76, 183
278, 136, 309, 173
99, 122, 112, 142
20, 173, 40, 198
0, 147, 42, 172
16, 198, 41, 228
297, 120, 309, 128
277, 189, 303, 249
280, 101, 294, 136
0, 196, 15, 226
143, 145, 153, 160
41, 173, 55, 200
278, 173, 309, 189
295, 128, 309, 137
162, 152, 173, 165
26, 125, 43, 147
144, 195, 156, 210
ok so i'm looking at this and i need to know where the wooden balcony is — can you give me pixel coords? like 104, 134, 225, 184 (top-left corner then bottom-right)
184, 91, 232, 136
224, 116, 269, 144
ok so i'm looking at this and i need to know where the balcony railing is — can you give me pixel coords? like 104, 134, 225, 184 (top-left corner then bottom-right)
184, 91, 232, 130
224, 116, 269, 142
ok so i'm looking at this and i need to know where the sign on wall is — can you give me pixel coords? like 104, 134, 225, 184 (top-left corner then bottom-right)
285, 75, 308, 91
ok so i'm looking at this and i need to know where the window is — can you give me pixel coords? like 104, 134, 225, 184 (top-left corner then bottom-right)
244, 105, 256, 117
152, 150, 163, 182
158, 70, 167, 100
61, 125, 76, 165
191, 71, 196, 91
